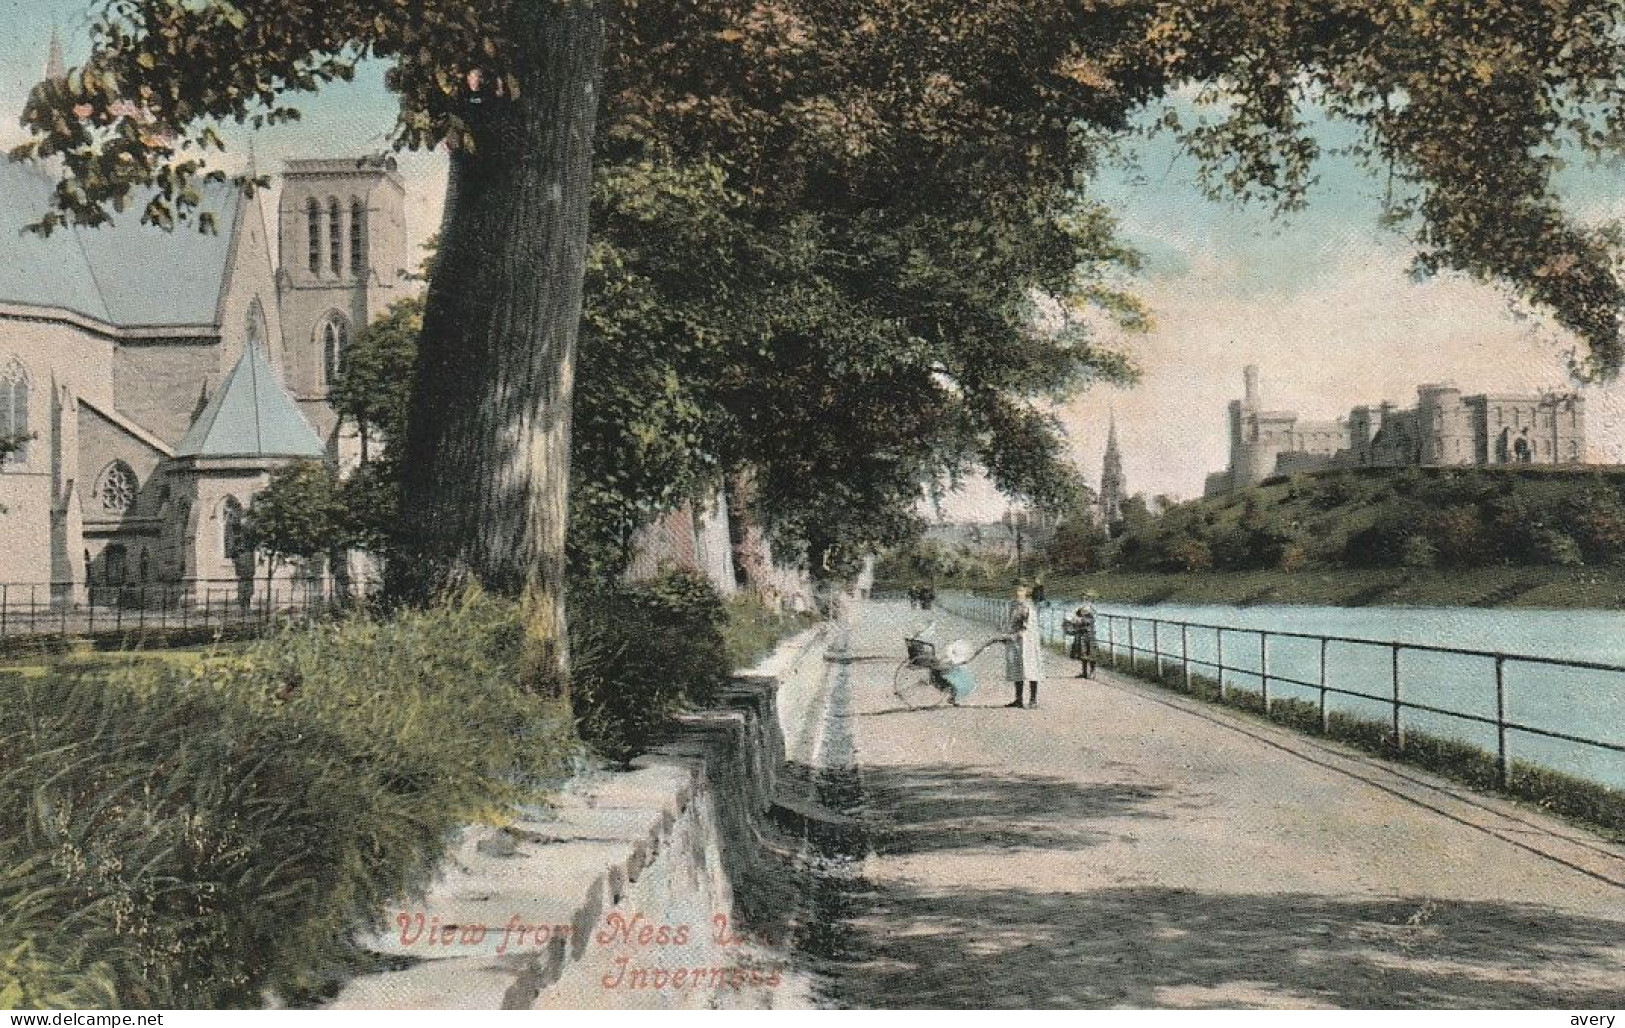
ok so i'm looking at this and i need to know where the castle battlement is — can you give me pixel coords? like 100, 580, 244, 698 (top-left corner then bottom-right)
1204, 366, 1588, 496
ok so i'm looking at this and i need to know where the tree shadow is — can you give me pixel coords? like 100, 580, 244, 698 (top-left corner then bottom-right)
857, 763, 1176, 857
795, 763, 1625, 1008
814, 884, 1625, 1009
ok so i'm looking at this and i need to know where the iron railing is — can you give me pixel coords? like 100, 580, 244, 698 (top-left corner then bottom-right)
937, 591, 1625, 790
0, 579, 383, 640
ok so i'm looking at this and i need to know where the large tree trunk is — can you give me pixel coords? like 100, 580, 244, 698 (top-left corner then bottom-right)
395, 1, 606, 695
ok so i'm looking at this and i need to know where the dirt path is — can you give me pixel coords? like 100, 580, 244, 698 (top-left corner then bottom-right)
808, 600, 1625, 1009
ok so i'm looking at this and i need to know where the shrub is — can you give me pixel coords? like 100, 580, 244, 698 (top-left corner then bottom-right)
1160, 537, 1214, 573
1399, 534, 1438, 568
1531, 527, 1584, 567
1268, 696, 1324, 734
0, 594, 577, 1009
570, 569, 732, 762
722, 593, 817, 670
1425, 505, 1487, 567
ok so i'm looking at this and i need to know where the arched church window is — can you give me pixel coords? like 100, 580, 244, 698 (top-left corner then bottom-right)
320, 314, 350, 386
306, 198, 321, 273
246, 298, 268, 354
350, 197, 367, 273
96, 461, 139, 514
0, 357, 29, 466
328, 197, 343, 275
104, 545, 127, 586
222, 497, 246, 560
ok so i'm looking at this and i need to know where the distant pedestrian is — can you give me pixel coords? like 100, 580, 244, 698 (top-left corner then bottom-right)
1063, 603, 1097, 679
1003, 584, 1043, 708
919, 583, 935, 610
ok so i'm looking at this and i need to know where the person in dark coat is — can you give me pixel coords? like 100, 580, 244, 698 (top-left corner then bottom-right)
1062, 603, 1097, 679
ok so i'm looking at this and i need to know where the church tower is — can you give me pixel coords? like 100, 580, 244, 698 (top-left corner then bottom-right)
44, 25, 65, 81
1099, 414, 1126, 528
275, 156, 407, 441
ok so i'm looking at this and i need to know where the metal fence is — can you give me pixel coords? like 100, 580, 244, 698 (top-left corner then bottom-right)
937, 591, 1625, 791
0, 579, 384, 641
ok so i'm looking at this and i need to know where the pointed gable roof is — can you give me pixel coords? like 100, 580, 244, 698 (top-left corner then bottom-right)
0, 160, 240, 329
174, 343, 326, 459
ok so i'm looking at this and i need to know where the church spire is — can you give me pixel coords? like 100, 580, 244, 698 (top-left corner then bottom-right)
44, 24, 65, 81
1099, 412, 1126, 529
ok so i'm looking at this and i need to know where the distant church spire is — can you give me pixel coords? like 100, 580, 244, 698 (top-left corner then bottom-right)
1099, 412, 1126, 528
44, 24, 66, 81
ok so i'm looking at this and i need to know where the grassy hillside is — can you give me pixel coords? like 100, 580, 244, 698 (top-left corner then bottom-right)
883, 466, 1625, 609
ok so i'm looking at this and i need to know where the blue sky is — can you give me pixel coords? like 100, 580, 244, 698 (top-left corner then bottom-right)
5, 1, 1624, 508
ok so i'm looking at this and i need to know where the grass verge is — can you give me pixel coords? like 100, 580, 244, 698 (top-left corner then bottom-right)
0, 592, 579, 1009
1106, 653, 1625, 843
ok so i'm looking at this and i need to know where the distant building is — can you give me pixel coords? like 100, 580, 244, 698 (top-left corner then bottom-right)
1098, 415, 1126, 527
0, 41, 407, 600
1204, 366, 1589, 496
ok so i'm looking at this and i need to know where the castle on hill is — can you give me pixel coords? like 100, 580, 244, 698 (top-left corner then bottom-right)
1204, 366, 1589, 496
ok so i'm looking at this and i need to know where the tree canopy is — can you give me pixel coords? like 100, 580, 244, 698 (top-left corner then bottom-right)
16, 0, 1625, 593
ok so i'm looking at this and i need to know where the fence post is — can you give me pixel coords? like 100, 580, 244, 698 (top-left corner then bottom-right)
1181, 623, 1191, 691
1152, 621, 1161, 680
1259, 632, 1269, 711
1495, 655, 1509, 788
1107, 617, 1116, 668
1319, 637, 1329, 734
1390, 644, 1403, 750
1128, 620, 1136, 674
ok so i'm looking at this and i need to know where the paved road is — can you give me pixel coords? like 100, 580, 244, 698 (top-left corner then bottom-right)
808, 600, 1625, 1009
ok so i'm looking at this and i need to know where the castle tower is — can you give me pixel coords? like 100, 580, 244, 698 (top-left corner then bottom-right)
275, 156, 407, 441
1228, 364, 1262, 486
1099, 414, 1126, 527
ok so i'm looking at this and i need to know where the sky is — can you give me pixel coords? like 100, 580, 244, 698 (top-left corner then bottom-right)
5, 2, 1625, 519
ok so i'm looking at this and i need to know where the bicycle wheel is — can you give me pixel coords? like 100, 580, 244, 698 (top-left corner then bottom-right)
892, 661, 949, 709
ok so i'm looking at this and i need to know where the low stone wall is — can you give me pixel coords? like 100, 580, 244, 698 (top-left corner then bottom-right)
324, 631, 826, 1010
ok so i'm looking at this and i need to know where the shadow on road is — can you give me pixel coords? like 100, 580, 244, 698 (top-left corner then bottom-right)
807, 762, 1625, 1008
859, 763, 1173, 857
821, 883, 1625, 1008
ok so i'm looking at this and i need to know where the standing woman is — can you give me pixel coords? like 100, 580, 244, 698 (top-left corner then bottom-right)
1004, 584, 1044, 708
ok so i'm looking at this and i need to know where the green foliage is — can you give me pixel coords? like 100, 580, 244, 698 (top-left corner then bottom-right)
721, 593, 818, 672
22, 0, 1625, 595
568, 570, 731, 763
19, 0, 1625, 383
336, 456, 403, 565
330, 297, 421, 448
0, 595, 577, 1008
1094, 468, 1625, 576
241, 460, 346, 571
1046, 515, 1112, 575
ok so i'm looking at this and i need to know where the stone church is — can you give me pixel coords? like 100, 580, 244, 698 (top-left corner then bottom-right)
0, 139, 408, 603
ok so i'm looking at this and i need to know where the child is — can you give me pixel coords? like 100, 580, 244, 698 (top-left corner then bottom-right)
1063, 603, 1097, 679
1003, 584, 1043, 708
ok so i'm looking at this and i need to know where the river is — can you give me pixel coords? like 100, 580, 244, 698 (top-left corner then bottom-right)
940, 593, 1625, 791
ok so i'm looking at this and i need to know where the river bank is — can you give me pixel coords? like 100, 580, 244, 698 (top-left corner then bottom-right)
892, 565, 1625, 610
